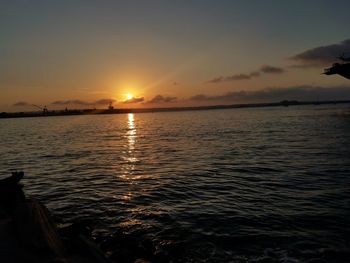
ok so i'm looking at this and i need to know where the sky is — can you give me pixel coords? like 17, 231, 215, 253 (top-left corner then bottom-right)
1, 0, 350, 111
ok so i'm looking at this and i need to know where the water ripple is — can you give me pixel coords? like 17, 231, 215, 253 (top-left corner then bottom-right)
1, 105, 350, 262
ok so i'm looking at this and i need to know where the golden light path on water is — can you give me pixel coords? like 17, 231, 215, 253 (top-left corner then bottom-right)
127, 113, 136, 152
120, 113, 139, 184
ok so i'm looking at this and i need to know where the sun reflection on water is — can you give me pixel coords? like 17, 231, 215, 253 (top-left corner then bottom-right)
127, 113, 136, 151
120, 113, 138, 180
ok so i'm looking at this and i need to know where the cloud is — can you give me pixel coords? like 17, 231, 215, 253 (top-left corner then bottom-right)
226, 72, 261, 80
207, 72, 260, 83
260, 65, 285, 74
207, 77, 224, 83
123, 97, 144, 104
289, 39, 350, 67
190, 85, 350, 103
51, 100, 92, 106
13, 101, 31, 107
51, 98, 116, 106
94, 99, 116, 105
207, 64, 285, 83
147, 95, 178, 104
190, 91, 246, 102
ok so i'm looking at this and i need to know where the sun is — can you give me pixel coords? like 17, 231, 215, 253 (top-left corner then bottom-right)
126, 93, 133, 100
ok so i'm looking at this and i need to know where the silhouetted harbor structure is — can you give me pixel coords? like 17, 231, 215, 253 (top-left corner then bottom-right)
1, 100, 350, 119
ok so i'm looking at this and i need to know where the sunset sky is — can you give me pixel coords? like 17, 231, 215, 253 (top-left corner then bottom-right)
1, 0, 350, 112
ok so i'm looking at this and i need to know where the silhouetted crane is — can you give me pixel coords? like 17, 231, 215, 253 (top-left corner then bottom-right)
108, 101, 114, 110
32, 104, 48, 115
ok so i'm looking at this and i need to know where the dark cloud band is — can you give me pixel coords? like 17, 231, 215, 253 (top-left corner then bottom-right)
208, 65, 284, 83
147, 95, 178, 104
290, 39, 350, 67
123, 97, 144, 104
13, 101, 31, 107
51, 99, 116, 106
191, 85, 350, 103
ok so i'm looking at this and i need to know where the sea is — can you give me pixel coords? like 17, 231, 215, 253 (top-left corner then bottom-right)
1, 104, 350, 263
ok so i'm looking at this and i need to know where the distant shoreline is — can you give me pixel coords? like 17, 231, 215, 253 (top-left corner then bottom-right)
1, 100, 350, 119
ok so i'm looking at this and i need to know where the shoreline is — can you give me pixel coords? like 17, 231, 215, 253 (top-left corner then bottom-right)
1, 99, 350, 119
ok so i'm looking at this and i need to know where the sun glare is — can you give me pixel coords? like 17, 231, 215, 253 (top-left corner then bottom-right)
126, 93, 133, 100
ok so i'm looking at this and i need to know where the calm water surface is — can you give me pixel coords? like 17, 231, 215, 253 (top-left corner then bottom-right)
1, 105, 350, 262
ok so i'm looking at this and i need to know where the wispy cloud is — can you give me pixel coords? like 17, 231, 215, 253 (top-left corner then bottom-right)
94, 99, 116, 105
147, 95, 178, 104
208, 64, 285, 83
289, 39, 350, 67
225, 72, 260, 81
123, 97, 144, 104
260, 65, 285, 74
207, 72, 259, 83
190, 91, 246, 102
191, 85, 350, 103
13, 101, 31, 107
51, 98, 116, 106
51, 100, 92, 106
